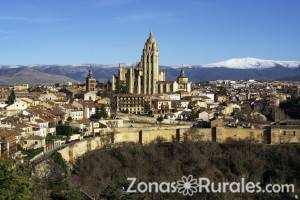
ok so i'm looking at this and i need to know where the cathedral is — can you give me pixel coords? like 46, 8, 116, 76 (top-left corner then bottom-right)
112, 33, 191, 95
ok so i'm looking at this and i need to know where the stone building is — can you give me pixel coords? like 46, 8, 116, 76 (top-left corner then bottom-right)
86, 68, 96, 92
0, 129, 19, 158
112, 94, 147, 114
20, 135, 45, 150
112, 33, 191, 95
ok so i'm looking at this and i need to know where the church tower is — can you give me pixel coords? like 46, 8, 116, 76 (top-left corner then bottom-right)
86, 66, 96, 92
141, 32, 159, 94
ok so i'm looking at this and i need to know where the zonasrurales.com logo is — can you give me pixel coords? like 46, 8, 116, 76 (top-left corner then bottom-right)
126, 176, 296, 197
176, 175, 199, 196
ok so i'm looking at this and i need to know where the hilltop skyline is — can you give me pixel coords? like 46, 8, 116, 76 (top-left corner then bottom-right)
0, 0, 300, 65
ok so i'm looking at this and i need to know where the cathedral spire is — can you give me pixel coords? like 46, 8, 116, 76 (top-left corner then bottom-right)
147, 31, 156, 44
86, 65, 96, 92
88, 65, 94, 78
180, 68, 184, 75
179, 67, 187, 78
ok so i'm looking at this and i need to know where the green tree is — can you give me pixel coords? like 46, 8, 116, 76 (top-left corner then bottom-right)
46, 153, 81, 200
0, 161, 32, 200
189, 110, 199, 121
56, 125, 73, 138
21, 147, 44, 160
67, 116, 73, 122
91, 105, 108, 120
7, 90, 16, 105
156, 116, 164, 123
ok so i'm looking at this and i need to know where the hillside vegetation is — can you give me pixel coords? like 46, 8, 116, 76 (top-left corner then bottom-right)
1, 141, 299, 199
72, 141, 300, 200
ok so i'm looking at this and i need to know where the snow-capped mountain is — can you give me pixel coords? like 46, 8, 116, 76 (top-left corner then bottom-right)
170, 64, 194, 69
204, 58, 300, 69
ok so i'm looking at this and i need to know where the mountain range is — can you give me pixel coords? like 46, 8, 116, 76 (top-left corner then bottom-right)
203, 57, 300, 69
0, 58, 300, 85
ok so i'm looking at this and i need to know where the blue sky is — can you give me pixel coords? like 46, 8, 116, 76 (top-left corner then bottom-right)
0, 0, 299, 65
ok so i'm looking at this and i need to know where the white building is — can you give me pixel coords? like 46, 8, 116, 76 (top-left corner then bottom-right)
198, 111, 214, 122
84, 91, 97, 101
5, 99, 29, 116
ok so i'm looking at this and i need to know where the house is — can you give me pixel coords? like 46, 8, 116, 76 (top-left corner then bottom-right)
222, 103, 241, 116
90, 121, 108, 136
69, 119, 108, 136
19, 97, 40, 107
153, 100, 172, 113
13, 123, 33, 137
34, 118, 49, 137
5, 99, 29, 116
73, 100, 99, 119
0, 116, 22, 128
24, 107, 57, 136
112, 94, 146, 114
0, 128, 19, 158
172, 100, 190, 110
199, 95, 214, 103
179, 100, 190, 108
198, 111, 214, 122
60, 104, 83, 121
84, 91, 97, 101
39, 92, 59, 101
21, 135, 45, 150
177, 108, 192, 120
69, 119, 90, 135
49, 106, 66, 122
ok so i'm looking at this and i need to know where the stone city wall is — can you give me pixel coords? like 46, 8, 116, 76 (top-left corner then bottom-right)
57, 125, 300, 162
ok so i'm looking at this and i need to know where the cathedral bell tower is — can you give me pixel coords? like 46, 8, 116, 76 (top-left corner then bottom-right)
141, 32, 159, 94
